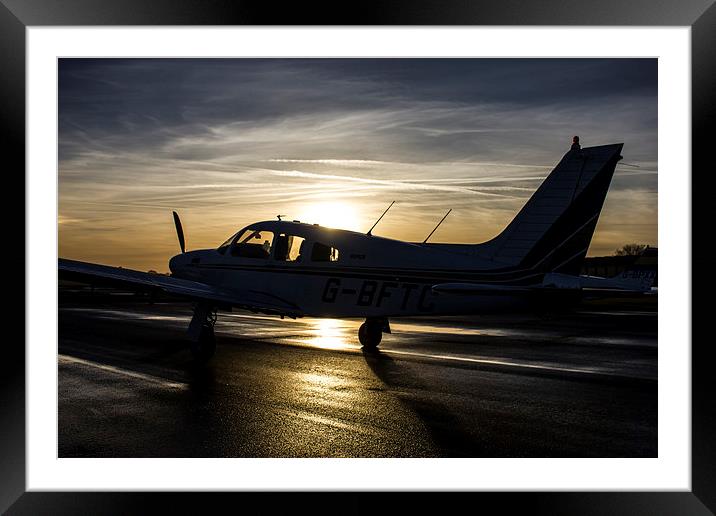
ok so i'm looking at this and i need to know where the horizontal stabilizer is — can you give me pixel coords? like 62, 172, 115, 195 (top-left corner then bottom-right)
432, 283, 532, 295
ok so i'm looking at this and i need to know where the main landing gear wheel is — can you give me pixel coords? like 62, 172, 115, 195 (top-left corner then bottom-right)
359, 319, 383, 351
190, 322, 216, 362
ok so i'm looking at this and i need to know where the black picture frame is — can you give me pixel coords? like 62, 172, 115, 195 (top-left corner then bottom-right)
3, 1, 710, 514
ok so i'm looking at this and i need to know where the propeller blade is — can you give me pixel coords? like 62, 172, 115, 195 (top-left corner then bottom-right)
172, 211, 186, 253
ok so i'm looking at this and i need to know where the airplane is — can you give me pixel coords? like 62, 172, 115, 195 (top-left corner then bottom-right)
578, 246, 657, 293
59, 139, 629, 361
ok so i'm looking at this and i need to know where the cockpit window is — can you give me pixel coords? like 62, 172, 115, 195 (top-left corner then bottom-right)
218, 232, 240, 250
311, 242, 339, 262
274, 234, 306, 262
227, 229, 274, 259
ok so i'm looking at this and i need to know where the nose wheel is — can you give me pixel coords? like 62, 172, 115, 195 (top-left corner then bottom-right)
359, 318, 389, 351
190, 322, 216, 361
187, 302, 217, 361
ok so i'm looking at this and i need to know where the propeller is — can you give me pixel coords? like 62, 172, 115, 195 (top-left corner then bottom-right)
172, 211, 186, 253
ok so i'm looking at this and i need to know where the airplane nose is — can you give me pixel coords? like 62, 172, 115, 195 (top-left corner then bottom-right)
169, 254, 183, 275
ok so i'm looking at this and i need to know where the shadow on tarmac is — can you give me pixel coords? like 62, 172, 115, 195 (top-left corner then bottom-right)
362, 348, 488, 457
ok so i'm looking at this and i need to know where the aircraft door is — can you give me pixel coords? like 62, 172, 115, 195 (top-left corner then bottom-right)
271, 233, 308, 303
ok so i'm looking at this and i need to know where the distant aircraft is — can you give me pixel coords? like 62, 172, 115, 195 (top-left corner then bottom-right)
577, 246, 658, 293
60, 140, 639, 360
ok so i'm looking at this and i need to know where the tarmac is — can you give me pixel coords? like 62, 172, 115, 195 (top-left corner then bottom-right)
58, 294, 657, 457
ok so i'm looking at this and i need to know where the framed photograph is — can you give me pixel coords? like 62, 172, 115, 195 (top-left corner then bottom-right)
3, 0, 710, 513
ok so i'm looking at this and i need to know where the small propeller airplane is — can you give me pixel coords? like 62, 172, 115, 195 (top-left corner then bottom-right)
60, 139, 648, 361
579, 246, 657, 293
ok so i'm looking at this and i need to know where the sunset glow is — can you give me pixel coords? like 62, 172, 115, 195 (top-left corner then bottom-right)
295, 202, 362, 232
59, 59, 658, 271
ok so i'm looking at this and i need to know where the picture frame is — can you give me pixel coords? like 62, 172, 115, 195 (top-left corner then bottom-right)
3, 0, 710, 513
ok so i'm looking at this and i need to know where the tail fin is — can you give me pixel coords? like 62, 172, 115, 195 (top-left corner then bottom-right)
475, 143, 623, 275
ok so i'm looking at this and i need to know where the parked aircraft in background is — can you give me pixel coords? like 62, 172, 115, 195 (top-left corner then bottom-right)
579, 247, 657, 293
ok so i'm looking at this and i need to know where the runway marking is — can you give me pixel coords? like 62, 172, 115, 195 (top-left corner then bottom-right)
390, 322, 484, 336
61, 307, 190, 323
58, 354, 188, 390
276, 336, 649, 381
377, 348, 647, 380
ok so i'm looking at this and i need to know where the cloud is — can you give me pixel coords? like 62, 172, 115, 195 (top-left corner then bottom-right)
58, 58, 657, 271
266, 169, 518, 198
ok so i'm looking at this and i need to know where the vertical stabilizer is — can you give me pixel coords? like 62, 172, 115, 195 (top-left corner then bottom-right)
474, 143, 623, 275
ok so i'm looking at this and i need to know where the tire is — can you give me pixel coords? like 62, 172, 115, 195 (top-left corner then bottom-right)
190, 323, 216, 362
358, 321, 382, 350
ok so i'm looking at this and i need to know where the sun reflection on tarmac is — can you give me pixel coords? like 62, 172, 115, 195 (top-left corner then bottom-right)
302, 318, 359, 351
300, 372, 345, 389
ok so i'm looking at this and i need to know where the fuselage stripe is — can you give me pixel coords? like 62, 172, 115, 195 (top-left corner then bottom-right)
191, 263, 544, 285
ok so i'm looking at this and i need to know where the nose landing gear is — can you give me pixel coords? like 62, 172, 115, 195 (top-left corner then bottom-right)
359, 317, 390, 351
187, 302, 217, 361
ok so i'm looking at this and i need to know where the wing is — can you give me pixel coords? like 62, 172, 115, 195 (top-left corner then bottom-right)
59, 258, 302, 317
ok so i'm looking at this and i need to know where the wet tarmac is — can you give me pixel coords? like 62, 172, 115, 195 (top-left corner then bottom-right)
58, 297, 657, 457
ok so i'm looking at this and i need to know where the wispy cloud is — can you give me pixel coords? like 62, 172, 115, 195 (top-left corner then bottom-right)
266, 158, 396, 166
59, 58, 657, 271
267, 169, 518, 198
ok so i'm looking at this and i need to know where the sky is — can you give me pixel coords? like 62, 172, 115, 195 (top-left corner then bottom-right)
58, 58, 658, 272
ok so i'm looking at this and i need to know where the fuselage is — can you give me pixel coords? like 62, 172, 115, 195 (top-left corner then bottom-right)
166, 143, 626, 320
169, 220, 546, 318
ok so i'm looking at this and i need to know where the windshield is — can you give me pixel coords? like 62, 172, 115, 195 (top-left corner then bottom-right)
218, 227, 276, 259
218, 231, 240, 249
231, 229, 274, 259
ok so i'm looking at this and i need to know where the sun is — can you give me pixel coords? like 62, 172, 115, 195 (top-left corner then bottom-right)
295, 202, 362, 232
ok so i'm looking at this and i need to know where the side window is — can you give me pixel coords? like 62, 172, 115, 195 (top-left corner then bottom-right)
311, 242, 340, 262
230, 229, 274, 259
274, 234, 306, 262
